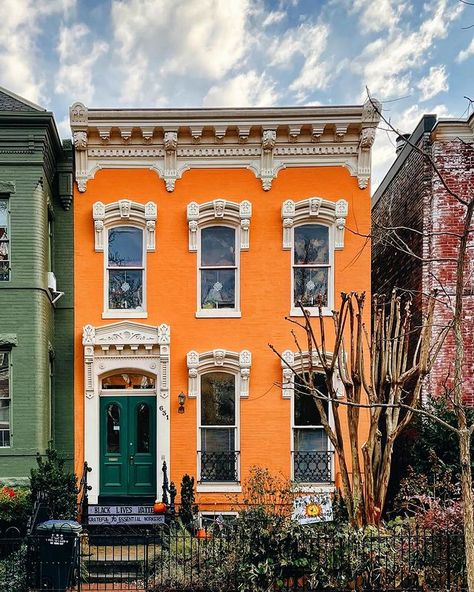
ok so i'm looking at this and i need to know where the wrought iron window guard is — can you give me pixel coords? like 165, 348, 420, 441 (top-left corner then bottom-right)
292, 450, 334, 483
198, 451, 240, 482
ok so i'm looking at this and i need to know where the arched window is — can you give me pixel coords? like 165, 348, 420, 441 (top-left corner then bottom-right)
93, 199, 157, 319
187, 199, 251, 318
107, 226, 144, 312
199, 372, 237, 483
293, 224, 330, 308
101, 372, 155, 390
281, 197, 348, 316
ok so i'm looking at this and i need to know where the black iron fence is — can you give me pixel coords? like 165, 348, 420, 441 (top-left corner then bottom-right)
0, 525, 468, 591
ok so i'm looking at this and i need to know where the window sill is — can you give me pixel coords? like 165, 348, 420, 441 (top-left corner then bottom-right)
292, 483, 335, 494
289, 307, 332, 317
197, 483, 242, 493
196, 310, 241, 318
102, 311, 148, 319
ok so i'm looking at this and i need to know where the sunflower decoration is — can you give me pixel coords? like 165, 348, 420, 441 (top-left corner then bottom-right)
305, 502, 322, 518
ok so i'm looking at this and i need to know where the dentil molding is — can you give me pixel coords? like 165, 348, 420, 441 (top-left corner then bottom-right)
69, 101, 380, 193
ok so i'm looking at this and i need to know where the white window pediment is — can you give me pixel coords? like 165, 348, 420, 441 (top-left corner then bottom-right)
281, 197, 348, 250
187, 199, 252, 251
187, 348, 251, 398
93, 199, 157, 251
281, 349, 342, 399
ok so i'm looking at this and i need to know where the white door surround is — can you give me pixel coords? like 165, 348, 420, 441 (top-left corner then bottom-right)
82, 321, 170, 504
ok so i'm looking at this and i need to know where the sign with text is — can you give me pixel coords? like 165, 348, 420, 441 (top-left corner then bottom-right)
292, 494, 333, 525
89, 505, 155, 515
88, 514, 165, 526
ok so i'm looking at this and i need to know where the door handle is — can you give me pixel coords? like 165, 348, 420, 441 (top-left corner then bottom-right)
129, 455, 134, 465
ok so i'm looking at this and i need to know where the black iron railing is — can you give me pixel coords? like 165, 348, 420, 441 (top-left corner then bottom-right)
198, 450, 239, 482
292, 450, 334, 483
76, 461, 92, 524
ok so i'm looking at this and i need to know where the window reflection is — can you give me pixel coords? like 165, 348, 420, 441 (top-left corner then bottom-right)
106, 403, 120, 453
102, 373, 155, 390
293, 224, 330, 308
200, 226, 236, 310
137, 403, 150, 453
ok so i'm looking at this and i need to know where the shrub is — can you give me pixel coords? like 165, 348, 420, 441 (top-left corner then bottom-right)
178, 474, 197, 529
0, 545, 28, 592
0, 487, 31, 533
30, 447, 77, 520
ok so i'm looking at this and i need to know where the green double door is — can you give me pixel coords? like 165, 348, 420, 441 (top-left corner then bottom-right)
100, 396, 156, 497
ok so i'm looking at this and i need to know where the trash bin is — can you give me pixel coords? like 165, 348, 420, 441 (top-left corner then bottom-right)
35, 520, 82, 592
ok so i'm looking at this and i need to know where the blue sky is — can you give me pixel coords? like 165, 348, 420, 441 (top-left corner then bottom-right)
1, 0, 473, 187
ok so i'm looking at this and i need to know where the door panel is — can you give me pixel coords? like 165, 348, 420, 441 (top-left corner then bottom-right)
100, 396, 156, 497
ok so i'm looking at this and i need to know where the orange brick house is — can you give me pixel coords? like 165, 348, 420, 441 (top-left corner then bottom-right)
69, 102, 379, 516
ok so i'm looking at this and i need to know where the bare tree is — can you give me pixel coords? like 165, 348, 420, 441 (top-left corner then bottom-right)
270, 290, 444, 527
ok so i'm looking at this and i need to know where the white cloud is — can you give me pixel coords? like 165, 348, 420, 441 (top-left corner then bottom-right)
348, 0, 407, 34
262, 10, 286, 27
55, 23, 108, 103
417, 65, 448, 102
270, 22, 332, 99
111, 0, 252, 103
0, 0, 75, 104
203, 70, 278, 107
456, 37, 474, 63
354, 0, 463, 100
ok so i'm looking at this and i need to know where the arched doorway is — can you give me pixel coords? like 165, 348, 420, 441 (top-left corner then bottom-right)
99, 371, 156, 498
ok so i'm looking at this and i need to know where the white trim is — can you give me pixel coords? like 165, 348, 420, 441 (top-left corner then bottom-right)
102, 311, 148, 319
292, 483, 335, 494
82, 321, 170, 504
195, 310, 242, 318
197, 484, 242, 493
69, 100, 381, 193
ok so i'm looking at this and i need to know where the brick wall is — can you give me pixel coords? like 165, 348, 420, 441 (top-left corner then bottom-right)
373, 132, 474, 406
425, 138, 474, 405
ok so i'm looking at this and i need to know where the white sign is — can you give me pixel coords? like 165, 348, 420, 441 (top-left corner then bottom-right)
292, 494, 333, 524
88, 514, 165, 526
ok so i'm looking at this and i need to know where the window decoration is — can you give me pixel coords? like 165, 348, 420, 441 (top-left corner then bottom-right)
102, 373, 155, 390
187, 349, 251, 399
187, 200, 251, 316
93, 200, 157, 317
0, 351, 11, 447
282, 198, 348, 313
0, 198, 10, 281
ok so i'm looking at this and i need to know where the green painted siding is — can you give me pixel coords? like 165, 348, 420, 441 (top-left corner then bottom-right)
0, 105, 74, 484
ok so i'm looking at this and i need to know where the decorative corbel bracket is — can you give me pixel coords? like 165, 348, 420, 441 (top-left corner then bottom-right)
163, 130, 178, 192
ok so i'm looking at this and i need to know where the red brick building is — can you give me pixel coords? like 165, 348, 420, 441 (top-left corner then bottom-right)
372, 112, 474, 405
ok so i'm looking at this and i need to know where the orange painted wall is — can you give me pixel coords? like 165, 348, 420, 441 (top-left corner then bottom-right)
73, 166, 371, 509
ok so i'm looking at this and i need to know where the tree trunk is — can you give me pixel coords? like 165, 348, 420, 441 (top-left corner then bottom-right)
459, 429, 474, 592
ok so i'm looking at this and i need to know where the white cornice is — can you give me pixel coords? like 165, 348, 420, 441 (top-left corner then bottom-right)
432, 115, 474, 142
69, 100, 380, 193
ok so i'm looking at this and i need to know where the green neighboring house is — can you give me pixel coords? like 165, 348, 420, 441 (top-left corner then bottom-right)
0, 87, 74, 485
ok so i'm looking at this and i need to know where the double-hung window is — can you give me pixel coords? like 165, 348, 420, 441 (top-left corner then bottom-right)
281, 197, 348, 316
0, 351, 11, 447
93, 200, 157, 319
0, 198, 10, 281
107, 226, 144, 312
293, 224, 330, 308
187, 199, 251, 318
292, 373, 332, 483
200, 226, 237, 311
199, 372, 238, 482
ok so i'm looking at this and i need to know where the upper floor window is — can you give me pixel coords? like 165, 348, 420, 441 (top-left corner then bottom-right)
107, 226, 144, 312
0, 198, 10, 281
187, 199, 251, 318
293, 224, 330, 309
282, 197, 348, 316
93, 200, 157, 319
200, 226, 237, 311
0, 351, 11, 447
